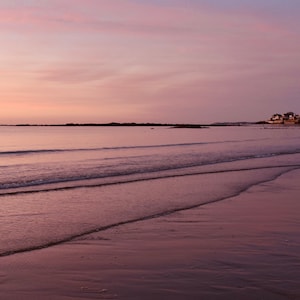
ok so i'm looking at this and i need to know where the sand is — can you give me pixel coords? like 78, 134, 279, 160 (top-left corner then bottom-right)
1, 169, 300, 300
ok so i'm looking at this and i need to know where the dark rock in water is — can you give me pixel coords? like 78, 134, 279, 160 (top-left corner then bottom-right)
171, 124, 208, 129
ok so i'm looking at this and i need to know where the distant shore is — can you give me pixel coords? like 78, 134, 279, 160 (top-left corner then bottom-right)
1, 121, 299, 128
0, 122, 257, 127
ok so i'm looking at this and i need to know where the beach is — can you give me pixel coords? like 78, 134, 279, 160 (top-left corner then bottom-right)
2, 0, 300, 298
1, 168, 300, 300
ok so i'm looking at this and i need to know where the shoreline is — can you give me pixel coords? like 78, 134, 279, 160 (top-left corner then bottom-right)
1, 169, 300, 299
0, 122, 256, 127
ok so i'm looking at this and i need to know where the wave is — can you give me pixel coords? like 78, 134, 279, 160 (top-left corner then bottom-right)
1, 143, 300, 196
0, 138, 272, 157
1, 160, 300, 197
1, 149, 300, 194
0, 166, 296, 258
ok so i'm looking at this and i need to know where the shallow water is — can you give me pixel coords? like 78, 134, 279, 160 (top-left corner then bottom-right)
1, 125, 300, 256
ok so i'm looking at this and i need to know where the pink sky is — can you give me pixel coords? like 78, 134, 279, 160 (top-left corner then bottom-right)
1, 0, 300, 124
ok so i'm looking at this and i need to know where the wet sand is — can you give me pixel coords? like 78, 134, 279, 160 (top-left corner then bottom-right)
1, 169, 300, 300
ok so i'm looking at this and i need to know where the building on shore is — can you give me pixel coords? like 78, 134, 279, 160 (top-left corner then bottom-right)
267, 112, 300, 124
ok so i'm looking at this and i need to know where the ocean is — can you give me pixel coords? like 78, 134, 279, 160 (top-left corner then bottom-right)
1, 125, 300, 257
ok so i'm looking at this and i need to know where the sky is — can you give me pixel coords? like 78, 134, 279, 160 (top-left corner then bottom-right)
1, 0, 300, 124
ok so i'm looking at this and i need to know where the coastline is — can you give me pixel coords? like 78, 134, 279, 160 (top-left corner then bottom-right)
1, 169, 300, 300
0, 121, 255, 127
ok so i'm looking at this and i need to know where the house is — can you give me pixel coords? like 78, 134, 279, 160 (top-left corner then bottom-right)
283, 112, 300, 124
267, 112, 300, 124
268, 113, 284, 124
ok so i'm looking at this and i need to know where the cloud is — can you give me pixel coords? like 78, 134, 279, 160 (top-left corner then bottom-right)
37, 64, 117, 84
0, 1, 197, 39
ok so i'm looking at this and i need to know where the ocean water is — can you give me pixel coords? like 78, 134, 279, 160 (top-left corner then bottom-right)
1, 125, 300, 256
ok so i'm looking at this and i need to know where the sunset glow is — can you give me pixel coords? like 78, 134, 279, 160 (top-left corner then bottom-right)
1, 0, 300, 124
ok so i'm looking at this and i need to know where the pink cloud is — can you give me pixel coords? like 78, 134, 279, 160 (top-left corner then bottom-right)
37, 64, 117, 84
0, 1, 196, 38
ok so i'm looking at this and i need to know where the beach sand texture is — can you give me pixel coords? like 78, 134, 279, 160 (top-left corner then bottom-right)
1, 169, 300, 300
